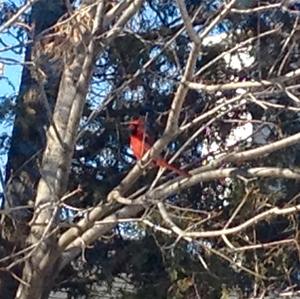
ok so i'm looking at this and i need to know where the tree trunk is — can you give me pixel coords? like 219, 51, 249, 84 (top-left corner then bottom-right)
1, 1, 144, 297
0, 1, 68, 298
15, 1, 99, 297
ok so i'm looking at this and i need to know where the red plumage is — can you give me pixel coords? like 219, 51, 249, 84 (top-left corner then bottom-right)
128, 118, 190, 177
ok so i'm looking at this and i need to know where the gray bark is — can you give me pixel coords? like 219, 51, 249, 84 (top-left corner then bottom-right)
14, 1, 144, 298
1, 1, 67, 298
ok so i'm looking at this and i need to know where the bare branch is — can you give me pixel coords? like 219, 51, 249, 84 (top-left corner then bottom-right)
185, 204, 300, 238
0, 0, 38, 33
187, 68, 300, 92
176, 0, 201, 44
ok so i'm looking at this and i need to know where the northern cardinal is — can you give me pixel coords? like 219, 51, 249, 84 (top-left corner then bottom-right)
127, 118, 190, 177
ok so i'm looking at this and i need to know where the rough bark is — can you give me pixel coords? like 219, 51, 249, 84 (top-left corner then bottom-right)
1, 1, 68, 298
1, 1, 144, 298
16, 1, 144, 297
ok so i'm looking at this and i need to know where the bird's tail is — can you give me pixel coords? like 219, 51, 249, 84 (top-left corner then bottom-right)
154, 158, 191, 177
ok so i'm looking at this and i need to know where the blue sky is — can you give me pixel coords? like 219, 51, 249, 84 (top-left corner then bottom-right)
1, 0, 27, 112
0, 26, 23, 188
0, 34, 22, 95
1, 1, 24, 93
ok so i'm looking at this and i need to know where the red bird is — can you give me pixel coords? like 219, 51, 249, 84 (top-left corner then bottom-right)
127, 118, 190, 177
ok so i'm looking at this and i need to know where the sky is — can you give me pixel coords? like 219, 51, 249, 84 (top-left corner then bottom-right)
0, 0, 24, 94
0, 0, 24, 188
0, 0, 258, 194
